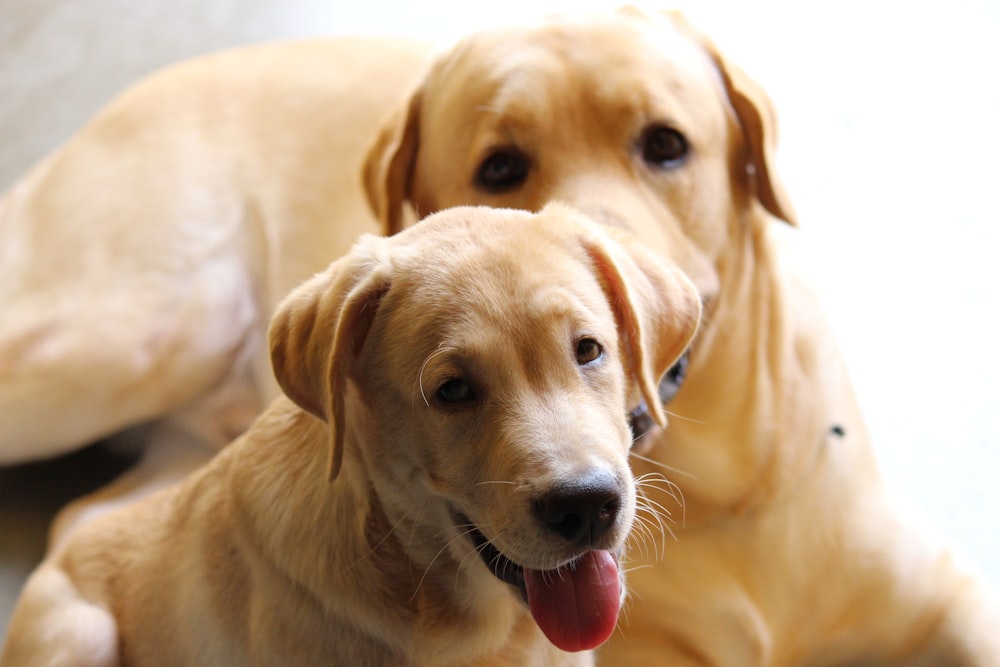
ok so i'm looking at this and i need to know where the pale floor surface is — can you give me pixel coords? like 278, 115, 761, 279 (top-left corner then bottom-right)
1, 0, 998, 640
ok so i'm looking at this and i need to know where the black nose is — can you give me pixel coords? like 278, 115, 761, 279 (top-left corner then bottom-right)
534, 471, 622, 545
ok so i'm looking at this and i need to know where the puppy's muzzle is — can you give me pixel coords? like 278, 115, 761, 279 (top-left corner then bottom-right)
456, 469, 628, 653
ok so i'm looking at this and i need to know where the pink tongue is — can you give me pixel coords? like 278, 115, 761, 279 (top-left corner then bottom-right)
524, 550, 621, 653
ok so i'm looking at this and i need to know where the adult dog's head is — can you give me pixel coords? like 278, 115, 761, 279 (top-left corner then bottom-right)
268, 204, 699, 652
364, 7, 796, 309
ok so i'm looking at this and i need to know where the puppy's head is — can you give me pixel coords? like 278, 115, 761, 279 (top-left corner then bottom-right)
364, 8, 796, 306
268, 204, 699, 651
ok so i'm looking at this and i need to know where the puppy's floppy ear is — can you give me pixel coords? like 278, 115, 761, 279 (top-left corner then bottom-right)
268, 240, 390, 481
362, 86, 424, 236
663, 10, 798, 227
582, 224, 702, 427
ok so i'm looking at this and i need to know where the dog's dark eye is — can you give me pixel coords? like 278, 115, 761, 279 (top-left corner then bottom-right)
437, 378, 476, 403
575, 337, 603, 365
475, 149, 530, 192
640, 125, 688, 168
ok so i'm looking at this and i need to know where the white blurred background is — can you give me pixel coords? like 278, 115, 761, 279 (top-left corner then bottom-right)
1, 0, 997, 635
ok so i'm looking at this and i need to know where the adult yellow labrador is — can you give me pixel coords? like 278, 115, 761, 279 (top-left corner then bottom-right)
362, 8, 1000, 666
2, 6, 997, 666
0, 204, 701, 666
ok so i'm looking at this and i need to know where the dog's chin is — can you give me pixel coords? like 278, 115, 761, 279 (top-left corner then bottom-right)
459, 516, 529, 601
453, 513, 623, 599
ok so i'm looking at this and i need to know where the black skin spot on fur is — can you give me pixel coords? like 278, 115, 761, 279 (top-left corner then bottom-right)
830, 424, 846, 438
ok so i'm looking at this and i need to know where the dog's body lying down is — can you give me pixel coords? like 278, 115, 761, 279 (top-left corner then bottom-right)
0, 36, 433, 465
0, 36, 435, 546
2, 7, 998, 666
0, 204, 701, 666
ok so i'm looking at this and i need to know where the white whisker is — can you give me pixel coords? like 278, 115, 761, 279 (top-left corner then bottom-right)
636, 477, 681, 510
621, 562, 656, 575
628, 471, 688, 557
629, 451, 698, 480
635, 472, 687, 530
416, 345, 457, 406
663, 409, 707, 425
412, 523, 481, 602
628, 509, 662, 560
454, 522, 505, 594
346, 502, 423, 576
633, 502, 668, 558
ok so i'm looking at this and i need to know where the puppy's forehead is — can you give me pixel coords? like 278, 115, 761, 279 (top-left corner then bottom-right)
383, 209, 607, 324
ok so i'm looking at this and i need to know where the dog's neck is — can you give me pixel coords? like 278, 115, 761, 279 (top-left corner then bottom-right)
229, 398, 564, 665
637, 214, 876, 524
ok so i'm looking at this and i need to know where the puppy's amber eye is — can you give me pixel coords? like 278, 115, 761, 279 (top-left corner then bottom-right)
475, 149, 530, 192
575, 337, 603, 365
437, 378, 476, 403
640, 125, 688, 168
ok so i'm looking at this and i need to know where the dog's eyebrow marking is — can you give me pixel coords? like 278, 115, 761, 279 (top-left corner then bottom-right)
417, 345, 458, 406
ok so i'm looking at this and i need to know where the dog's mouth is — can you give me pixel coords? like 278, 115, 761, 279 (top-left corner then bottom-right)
465, 518, 528, 594
458, 515, 622, 653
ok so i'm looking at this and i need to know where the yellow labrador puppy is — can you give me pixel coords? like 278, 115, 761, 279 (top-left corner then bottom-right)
0, 204, 702, 666
363, 8, 1000, 666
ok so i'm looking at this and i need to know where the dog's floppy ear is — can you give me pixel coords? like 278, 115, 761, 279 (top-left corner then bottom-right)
268, 242, 390, 481
582, 225, 702, 427
715, 57, 798, 227
362, 86, 424, 236
662, 10, 798, 227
